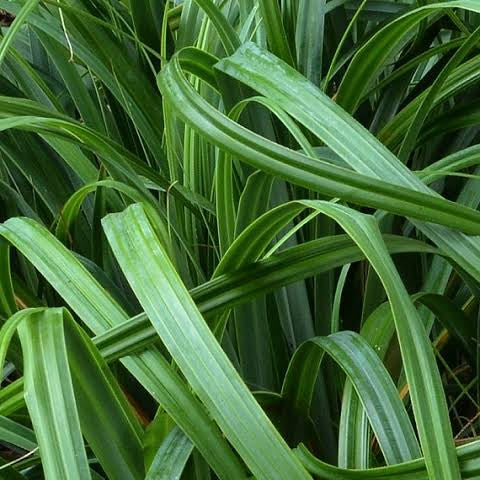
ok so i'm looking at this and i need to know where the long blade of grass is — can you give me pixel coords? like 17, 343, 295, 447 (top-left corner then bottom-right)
296, 440, 480, 479
145, 427, 194, 480
335, 0, 480, 113
16, 308, 91, 480
102, 203, 311, 480
0, 216, 247, 480
200, 198, 459, 478
0, 0, 40, 67
283, 331, 420, 464
157, 51, 480, 235
215, 42, 480, 291
61, 308, 145, 480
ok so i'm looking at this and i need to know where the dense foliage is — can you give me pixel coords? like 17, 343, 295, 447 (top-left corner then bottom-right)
0, 0, 478, 478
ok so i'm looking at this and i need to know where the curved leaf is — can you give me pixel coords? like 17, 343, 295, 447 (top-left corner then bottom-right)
102, 203, 311, 480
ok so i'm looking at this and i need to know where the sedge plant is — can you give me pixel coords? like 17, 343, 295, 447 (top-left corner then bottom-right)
0, 0, 477, 479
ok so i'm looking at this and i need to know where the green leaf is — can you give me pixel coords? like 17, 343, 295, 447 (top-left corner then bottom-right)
258, 0, 295, 66
209, 198, 459, 479
16, 308, 91, 480
296, 438, 480, 479
0, 240, 17, 319
0, 415, 36, 451
102, 203, 311, 480
282, 331, 420, 464
192, 0, 240, 55
62, 309, 145, 480
0, 215, 247, 480
0, 0, 40, 67
336, 0, 480, 113
158, 49, 480, 236
145, 427, 194, 480
214, 41, 480, 293
295, 0, 326, 86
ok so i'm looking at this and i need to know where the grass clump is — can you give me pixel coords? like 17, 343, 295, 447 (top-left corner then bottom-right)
0, 1, 477, 479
